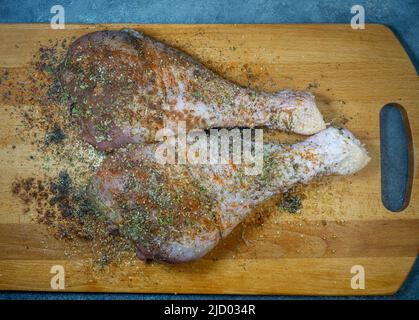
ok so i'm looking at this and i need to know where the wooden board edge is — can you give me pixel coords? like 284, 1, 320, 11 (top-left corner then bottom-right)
0, 257, 416, 295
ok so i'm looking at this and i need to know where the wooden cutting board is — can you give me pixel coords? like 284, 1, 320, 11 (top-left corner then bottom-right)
0, 24, 418, 295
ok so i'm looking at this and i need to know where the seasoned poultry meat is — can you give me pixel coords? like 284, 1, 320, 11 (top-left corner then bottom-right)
88, 127, 370, 263
59, 30, 370, 264
60, 29, 325, 151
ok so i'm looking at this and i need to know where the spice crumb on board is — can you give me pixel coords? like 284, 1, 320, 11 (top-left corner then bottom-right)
2, 38, 136, 268
2, 35, 342, 269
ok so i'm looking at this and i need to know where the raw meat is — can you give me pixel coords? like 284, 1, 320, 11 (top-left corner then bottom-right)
88, 127, 370, 263
60, 29, 326, 151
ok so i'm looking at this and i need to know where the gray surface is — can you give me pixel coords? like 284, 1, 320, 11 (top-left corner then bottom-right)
0, 0, 417, 300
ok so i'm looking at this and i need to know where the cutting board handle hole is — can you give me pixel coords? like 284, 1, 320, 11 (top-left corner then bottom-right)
380, 103, 414, 212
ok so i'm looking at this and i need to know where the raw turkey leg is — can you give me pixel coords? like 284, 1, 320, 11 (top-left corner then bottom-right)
88, 127, 370, 263
60, 29, 325, 151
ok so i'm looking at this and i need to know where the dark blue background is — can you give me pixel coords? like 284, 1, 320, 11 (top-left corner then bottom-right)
0, 0, 417, 300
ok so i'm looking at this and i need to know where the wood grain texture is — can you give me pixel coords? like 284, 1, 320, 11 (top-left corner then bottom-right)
0, 24, 418, 295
